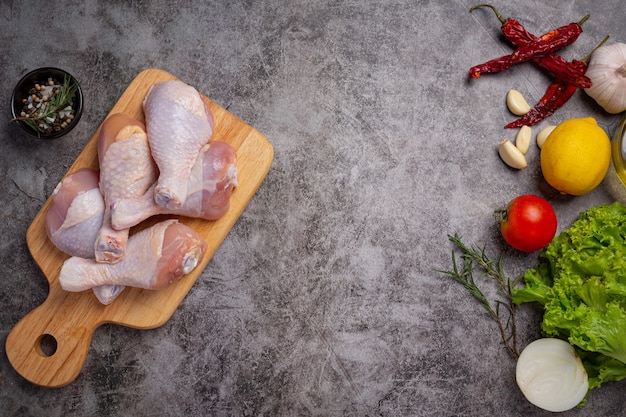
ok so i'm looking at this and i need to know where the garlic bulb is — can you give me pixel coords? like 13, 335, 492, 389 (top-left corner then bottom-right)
516, 338, 589, 412
585, 43, 626, 114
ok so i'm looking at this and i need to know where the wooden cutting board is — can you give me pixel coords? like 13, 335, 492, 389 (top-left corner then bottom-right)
5, 68, 274, 388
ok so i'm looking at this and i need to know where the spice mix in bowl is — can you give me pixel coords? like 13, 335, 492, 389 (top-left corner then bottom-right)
10, 67, 83, 139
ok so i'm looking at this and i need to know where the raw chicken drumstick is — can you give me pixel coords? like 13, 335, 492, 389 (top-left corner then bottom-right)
59, 219, 207, 294
94, 113, 157, 264
111, 141, 238, 230
45, 168, 125, 304
46, 168, 104, 259
143, 80, 214, 210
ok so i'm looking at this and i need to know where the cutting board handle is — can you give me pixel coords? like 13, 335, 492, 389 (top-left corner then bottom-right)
5, 288, 98, 388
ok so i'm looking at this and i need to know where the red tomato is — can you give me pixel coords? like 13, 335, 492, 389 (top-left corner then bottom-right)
495, 195, 557, 252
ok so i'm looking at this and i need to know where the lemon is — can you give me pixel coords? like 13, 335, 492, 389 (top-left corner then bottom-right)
540, 117, 611, 195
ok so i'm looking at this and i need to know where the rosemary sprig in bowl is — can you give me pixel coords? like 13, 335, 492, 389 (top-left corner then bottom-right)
15, 76, 79, 134
10, 67, 83, 139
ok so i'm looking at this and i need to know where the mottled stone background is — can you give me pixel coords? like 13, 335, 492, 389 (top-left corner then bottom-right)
1, 0, 624, 416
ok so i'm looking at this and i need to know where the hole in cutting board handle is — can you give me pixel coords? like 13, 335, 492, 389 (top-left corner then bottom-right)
37, 333, 58, 357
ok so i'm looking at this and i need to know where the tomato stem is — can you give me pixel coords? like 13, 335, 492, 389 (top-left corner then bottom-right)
493, 206, 509, 223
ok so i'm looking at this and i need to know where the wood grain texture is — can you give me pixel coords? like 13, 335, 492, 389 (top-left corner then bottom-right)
5, 69, 274, 388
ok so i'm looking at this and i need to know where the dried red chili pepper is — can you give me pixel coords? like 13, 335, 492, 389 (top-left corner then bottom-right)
469, 55, 588, 89
470, 4, 591, 88
533, 58, 590, 88
469, 5, 590, 79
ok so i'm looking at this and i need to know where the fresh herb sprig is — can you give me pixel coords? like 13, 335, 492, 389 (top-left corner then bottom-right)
439, 233, 522, 358
13, 75, 79, 136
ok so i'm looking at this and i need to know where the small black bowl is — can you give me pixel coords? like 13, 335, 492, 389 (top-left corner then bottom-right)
11, 67, 83, 139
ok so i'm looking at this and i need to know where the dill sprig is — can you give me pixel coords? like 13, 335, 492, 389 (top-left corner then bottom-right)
13, 75, 79, 136
439, 233, 522, 358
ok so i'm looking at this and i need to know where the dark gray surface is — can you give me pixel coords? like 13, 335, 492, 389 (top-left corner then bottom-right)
1, 1, 624, 415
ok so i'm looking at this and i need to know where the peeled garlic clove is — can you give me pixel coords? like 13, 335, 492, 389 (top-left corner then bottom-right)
507, 89, 531, 116
515, 125, 532, 154
498, 139, 527, 169
537, 125, 556, 149
516, 338, 589, 412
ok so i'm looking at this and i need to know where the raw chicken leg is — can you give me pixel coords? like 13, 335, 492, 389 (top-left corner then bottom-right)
143, 80, 214, 209
94, 113, 157, 263
111, 141, 238, 230
45, 168, 125, 304
46, 168, 104, 259
59, 219, 207, 295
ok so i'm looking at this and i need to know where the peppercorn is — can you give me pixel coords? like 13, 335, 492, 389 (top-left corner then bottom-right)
13, 76, 78, 135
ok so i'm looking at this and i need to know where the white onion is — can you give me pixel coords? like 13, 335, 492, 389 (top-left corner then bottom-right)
516, 338, 589, 412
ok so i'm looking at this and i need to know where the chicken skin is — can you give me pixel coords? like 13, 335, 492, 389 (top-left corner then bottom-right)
59, 219, 207, 294
94, 113, 157, 263
45, 168, 125, 304
111, 141, 238, 229
46, 168, 104, 259
143, 80, 214, 209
